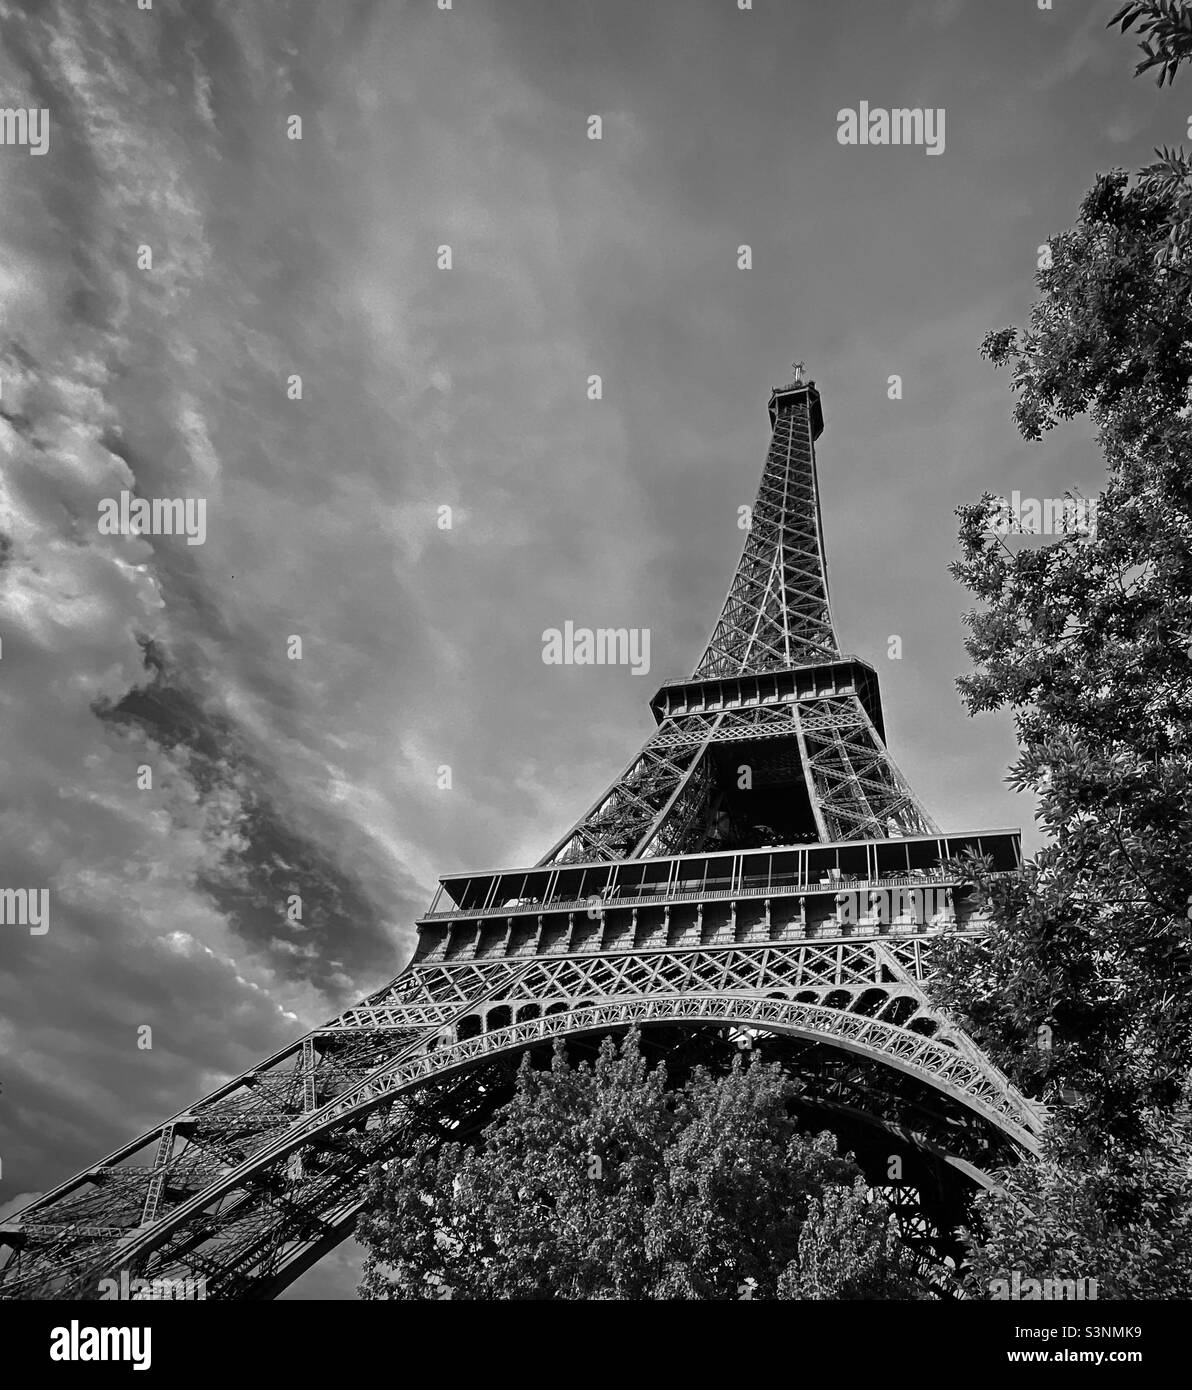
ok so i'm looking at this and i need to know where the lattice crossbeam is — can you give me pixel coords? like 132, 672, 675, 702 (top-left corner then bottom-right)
695, 391, 839, 676
0, 935, 1041, 1300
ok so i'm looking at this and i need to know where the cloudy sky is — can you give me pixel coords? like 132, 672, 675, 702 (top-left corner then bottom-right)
0, 0, 1176, 1298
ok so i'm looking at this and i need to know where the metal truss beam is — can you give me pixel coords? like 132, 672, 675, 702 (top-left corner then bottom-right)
696, 380, 838, 676
0, 935, 1041, 1301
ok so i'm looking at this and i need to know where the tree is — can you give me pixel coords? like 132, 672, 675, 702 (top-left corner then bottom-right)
778, 1181, 930, 1301
355, 1030, 926, 1300
1111, 1, 1192, 89
930, 14, 1192, 1291
961, 1104, 1192, 1301
1111, 2, 1192, 266
930, 168, 1192, 1145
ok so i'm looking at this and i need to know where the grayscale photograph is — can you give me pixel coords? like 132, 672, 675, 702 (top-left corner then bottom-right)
0, 0, 1187, 1365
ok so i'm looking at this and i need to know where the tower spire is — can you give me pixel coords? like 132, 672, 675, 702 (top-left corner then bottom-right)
694, 372, 838, 678
534, 366, 936, 866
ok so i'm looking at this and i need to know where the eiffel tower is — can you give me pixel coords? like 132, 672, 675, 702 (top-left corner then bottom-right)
0, 365, 1042, 1300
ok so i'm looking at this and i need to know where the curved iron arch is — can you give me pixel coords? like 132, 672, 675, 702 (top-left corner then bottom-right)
2, 992, 1042, 1300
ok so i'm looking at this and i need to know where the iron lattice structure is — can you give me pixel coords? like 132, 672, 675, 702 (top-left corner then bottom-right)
540, 378, 934, 867
0, 372, 1041, 1300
